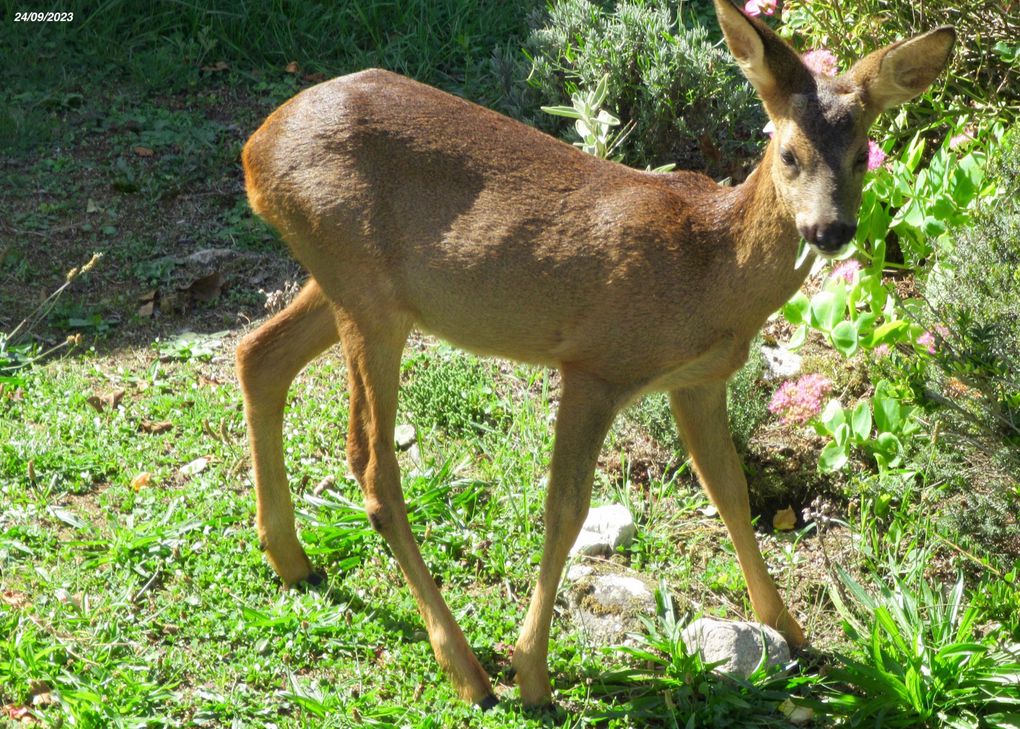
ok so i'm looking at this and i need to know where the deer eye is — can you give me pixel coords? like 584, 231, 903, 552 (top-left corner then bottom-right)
780, 149, 799, 169
855, 148, 869, 169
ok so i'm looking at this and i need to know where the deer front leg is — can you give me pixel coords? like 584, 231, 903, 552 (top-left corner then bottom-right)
513, 370, 624, 706
337, 311, 496, 707
669, 383, 805, 647
237, 281, 340, 585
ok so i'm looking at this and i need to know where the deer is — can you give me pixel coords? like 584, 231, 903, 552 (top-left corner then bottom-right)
236, 0, 954, 708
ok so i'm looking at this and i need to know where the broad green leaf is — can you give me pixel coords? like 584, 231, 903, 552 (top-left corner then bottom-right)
785, 324, 807, 350
810, 288, 846, 331
821, 399, 846, 431
851, 401, 872, 441
782, 291, 810, 326
819, 440, 848, 471
831, 320, 858, 357
868, 320, 909, 347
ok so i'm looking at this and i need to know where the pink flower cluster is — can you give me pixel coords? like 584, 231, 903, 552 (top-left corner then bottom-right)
829, 259, 862, 284
769, 374, 833, 425
802, 49, 838, 76
744, 0, 776, 16
867, 140, 886, 171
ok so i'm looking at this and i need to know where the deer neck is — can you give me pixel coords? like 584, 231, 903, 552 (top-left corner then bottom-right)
709, 141, 810, 334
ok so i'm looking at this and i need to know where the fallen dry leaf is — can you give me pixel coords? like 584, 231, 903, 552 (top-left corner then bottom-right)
85, 395, 105, 413
140, 420, 172, 434
285, 61, 300, 74
197, 373, 222, 387
2, 704, 36, 723
130, 472, 151, 492
201, 60, 229, 73
1, 590, 29, 609
105, 389, 126, 409
772, 506, 797, 531
303, 72, 327, 83
133, 146, 154, 157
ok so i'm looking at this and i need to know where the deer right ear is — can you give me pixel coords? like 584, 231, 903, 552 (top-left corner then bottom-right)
713, 0, 813, 117
850, 27, 956, 114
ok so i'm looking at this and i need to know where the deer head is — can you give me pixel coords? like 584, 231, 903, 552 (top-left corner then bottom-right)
715, 0, 956, 256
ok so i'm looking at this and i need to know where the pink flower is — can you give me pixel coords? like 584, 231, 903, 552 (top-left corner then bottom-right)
867, 140, 886, 171
917, 331, 936, 354
803, 49, 839, 76
949, 127, 976, 150
744, 0, 776, 16
769, 374, 833, 425
830, 259, 862, 284
873, 344, 891, 358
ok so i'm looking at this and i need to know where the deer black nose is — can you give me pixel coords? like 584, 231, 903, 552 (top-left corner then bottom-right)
800, 221, 857, 253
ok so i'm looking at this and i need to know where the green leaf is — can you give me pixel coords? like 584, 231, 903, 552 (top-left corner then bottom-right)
784, 324, 807, 350
821, 399, 846, 431
868, 320, 909, 348
873, 394, 903, 434
851, 401, 872, 442
540, 105, 582, 119
831, 320, 859, 357
782, 291, 810, 326
819, 440, 849, 471
810, 288, 847, 332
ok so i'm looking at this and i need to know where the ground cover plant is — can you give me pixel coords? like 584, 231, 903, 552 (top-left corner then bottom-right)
2, 1, 1019, 726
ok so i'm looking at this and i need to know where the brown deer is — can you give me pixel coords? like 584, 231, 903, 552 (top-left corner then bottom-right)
237, 0, 954, 708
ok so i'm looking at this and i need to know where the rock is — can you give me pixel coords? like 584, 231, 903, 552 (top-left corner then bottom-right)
394, 424, 417, 451
681, 618, 790, 678
570, 504, 636, 556
761, 345, 802, 382
568, 572, 656, 646
565, 563, 594, 582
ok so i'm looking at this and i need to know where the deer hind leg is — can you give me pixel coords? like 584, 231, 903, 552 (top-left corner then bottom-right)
336, 309, 496, 707
237, 280, 340, 586
669, 383, 805, 646
513, 370, 623, 706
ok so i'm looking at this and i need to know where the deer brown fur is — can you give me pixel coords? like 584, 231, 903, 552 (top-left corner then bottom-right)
237, 0, 954, 708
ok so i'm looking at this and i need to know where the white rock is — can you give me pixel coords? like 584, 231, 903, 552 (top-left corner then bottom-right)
565, 563, 594, 582
569, 504, 636, 556
761, 345, 802, 382
569, 572, 656, 646
394, 424, 417, 451
681, 617, 790, 678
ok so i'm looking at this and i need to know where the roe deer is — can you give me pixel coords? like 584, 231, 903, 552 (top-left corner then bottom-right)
237, 0, 954, 708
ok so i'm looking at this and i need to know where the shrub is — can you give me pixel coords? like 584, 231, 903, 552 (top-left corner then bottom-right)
525, 0, 765, 175
921, 127, 1020, 489
400, 346, 507, 438
896, 127, 1020, 553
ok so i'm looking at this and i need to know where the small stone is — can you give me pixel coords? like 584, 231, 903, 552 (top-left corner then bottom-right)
179, 456, 209, 477
568, 572, 656, 646
394, 424, 417, 451
569, 504, 636, 556
761, 345, 802, 382
565, 563, 594, 582
681, 618, 790, 678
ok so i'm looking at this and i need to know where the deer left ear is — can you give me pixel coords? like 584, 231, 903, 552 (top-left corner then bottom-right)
851, 26, 956, 114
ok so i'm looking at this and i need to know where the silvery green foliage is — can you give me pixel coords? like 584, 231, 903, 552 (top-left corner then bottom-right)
526, 0, 765, 175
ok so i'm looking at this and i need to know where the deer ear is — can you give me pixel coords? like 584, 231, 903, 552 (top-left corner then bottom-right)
713, 0, 813, 117
851, 27, 956, 113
